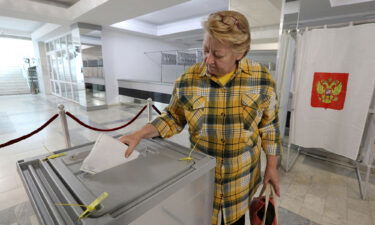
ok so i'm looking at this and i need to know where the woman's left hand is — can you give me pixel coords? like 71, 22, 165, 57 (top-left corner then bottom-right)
263, 166, 280, 197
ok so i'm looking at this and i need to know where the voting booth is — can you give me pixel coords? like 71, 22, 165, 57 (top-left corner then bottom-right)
17, 138, 216, 225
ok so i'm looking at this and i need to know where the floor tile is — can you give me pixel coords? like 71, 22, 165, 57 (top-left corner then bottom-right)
302, 194, 325, 215
347, 209, 372, 225
0, 175, 19, 193
0, 187, 28, 211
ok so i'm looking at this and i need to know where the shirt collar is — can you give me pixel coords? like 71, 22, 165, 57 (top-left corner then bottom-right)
199, 58, 245, 78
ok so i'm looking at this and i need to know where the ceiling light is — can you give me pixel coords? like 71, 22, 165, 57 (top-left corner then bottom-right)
329, 0, 375, 7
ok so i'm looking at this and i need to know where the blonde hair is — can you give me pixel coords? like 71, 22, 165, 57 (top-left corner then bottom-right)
203, 10, 250, 58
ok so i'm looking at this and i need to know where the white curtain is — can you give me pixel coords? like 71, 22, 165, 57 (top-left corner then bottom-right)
290, 24, 375, 160
275, 32, 296, 139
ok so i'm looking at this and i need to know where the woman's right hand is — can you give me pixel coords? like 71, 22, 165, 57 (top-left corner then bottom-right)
118, 124, 160, 158
119, 133, 142, 158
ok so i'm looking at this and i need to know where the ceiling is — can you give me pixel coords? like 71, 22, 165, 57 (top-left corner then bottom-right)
2, 0, 375, 47
109, 0, 282, 47
0, 16, 43, 32
299, 0, 375, 25
0, 16, 43, 38
329, 0, 375, 7
136, 0, 228, 25
0, 0, 283, 47
230, 0, 282, 28
284, 0, 375, 29
29, 0, 80, 8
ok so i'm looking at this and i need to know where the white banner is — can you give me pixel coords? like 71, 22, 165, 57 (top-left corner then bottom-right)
290, 24, 375, 160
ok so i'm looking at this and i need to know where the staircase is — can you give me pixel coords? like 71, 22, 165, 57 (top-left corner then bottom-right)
0, 67, 30, 95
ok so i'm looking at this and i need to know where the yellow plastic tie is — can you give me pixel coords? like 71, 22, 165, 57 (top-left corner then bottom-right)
55, 192, 109, 221
78, 192, 109, 220
42, 145, 66, 161
45, 153, 66, 160
179, 138, 200, 161
179, 157, 193, 161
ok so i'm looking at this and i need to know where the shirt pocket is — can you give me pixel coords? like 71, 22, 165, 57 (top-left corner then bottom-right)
181, 95, 207, 135
241, 93, 267, 130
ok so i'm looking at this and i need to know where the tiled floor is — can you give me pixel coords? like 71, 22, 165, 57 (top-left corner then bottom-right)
0, 94, 374, 225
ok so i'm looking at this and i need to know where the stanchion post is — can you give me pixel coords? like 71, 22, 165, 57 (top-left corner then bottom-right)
147, 98, 153, 123
58, 104, 72, 148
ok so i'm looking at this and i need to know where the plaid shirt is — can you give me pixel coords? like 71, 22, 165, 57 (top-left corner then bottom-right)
151, 58, 282, 225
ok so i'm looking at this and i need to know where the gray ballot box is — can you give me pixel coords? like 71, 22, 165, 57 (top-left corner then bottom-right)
17, 138, 216, 225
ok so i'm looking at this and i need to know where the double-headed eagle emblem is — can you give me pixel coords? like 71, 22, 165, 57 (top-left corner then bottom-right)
316, 78, 342, 103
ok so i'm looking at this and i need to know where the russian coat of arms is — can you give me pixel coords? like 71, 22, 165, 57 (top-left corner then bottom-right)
311, 72, 349, 110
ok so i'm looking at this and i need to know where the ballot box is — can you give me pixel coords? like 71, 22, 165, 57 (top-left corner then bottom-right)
17, 138, 216, 225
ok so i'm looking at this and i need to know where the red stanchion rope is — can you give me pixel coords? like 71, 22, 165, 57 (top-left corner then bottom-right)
152, 105, 162, 115
65, 105, 147, 132
0, 114, 59, 149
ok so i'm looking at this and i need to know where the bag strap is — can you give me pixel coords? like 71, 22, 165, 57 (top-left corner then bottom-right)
260, 184, 279, 225
258, 184, 267, 198
270, 184, 279, 225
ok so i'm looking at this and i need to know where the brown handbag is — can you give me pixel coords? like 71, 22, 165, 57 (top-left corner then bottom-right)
250, 184, 279, 225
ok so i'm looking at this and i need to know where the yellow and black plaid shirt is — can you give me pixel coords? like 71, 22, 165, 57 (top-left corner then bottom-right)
151, 58, 282, 225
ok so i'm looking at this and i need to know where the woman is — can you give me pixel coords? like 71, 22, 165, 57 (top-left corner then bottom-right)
119, 10, 281, 225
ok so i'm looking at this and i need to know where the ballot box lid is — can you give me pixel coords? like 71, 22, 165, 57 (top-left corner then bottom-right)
17, 138, 216, 220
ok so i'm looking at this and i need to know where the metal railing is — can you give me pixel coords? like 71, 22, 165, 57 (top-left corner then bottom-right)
0, 98, 160, 149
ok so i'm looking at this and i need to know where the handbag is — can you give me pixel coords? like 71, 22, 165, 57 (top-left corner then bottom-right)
250, 184, 279, 225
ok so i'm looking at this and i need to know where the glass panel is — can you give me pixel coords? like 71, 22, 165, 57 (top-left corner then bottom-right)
50, 55, 58, 80
93, 84, 106, 99
82, 60, 88, 77
55, 82, 60, 95
60, 37, 67, 51
55, 39, 61, 51
69, 48, 77, 82
88, 59, 98, 78
56, 51, 65, 80
47, 55, 53, 79
72, 84, 79, 102
50, 81, 55, 93
65, 83, 72, 99
98, 58, 103, 78
61, 82, 67, 98
50, 41, 55, 52
67, 34, 73, 50
62, 50, 71, 81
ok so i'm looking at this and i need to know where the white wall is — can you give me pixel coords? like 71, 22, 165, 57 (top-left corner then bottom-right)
101, 28, 186, 105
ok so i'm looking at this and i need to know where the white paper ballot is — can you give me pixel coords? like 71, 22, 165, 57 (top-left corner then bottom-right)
80, 133, 139, 174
